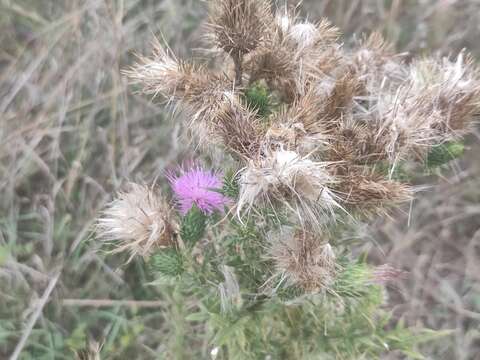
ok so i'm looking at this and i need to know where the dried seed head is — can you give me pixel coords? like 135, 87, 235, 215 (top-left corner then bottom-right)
351, 32, 405, 91
268, 228, 336, 292
247, 14, 340, 102
266, 89, 330, 154
367, 52, 480, 162
97, 183, 176, 261
215, 94, 264, 159
326, 122, 389, 164
408, 52, 480, 138
246, 45, 298, 101
124, 40, 231, 123
237, 149, 340, 228
265, 120, 328, 156
208, 0, 272, 57
332, 167, 413, 216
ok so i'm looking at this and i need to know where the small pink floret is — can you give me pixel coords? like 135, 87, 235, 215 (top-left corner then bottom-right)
167, 165, 230, 215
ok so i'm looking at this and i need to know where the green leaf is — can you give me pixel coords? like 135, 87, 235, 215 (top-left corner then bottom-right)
243, 82, 271, 117
185, 312, 210, 322
426, 141, 465, 168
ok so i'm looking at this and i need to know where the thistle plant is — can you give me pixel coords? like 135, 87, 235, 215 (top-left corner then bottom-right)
97, 1, 479, 358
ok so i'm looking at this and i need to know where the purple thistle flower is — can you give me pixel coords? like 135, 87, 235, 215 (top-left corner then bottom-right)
167, 165, 230, 215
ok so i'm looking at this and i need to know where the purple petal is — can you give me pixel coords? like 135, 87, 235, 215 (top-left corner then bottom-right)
167, 164, 231, 215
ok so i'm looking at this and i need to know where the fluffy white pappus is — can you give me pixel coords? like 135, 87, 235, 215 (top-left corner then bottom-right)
266, 227, 336, 292
96, 183, 175, 261
410, 52, 475, 92
372, 52, 480, 161
314, 76, 337, 98
375, 92, 441, 161
237, 149, 341, 228
265, 121, 329, 155
288, 22, 318, 49
125, 42, 179, 99
276, 14, 292, 34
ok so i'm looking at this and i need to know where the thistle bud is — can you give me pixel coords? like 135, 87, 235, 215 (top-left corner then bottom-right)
149, 248, 185, 277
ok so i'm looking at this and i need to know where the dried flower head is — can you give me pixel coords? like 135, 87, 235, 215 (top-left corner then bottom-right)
270, 88, 327, 141
97, 183, 175, 261
215, 93, 264, 159
333, 167, 413, 216
208, 0, 271, 57
124, 40, 231, 123
355, 50, 480, 162
247, 13, 339, 102
267, 228, 336, 292
208, 0, 272, 86
237, 149, 340, 228
167, 165, 230, 215
408, 52, 480, 138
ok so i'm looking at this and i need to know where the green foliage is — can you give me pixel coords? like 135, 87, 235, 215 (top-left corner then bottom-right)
426, 141, 465, 168
193, 281, 428, 360
333, 261, 372, 298
180, 205, 207, 246
161, 212, 437, 359
243, 82, 272, 117
149, 248, 184, 277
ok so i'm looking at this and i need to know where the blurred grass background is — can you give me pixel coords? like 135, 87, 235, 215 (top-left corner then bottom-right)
0, 0, 479, 359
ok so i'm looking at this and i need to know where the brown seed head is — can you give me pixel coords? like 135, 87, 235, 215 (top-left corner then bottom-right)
124, 39, 231, 123
208, 0, 272, 57
268, 228, 336, 292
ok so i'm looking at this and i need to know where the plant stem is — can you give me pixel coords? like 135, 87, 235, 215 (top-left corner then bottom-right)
232, 53, 243, 88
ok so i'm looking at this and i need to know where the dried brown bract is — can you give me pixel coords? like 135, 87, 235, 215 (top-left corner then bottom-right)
215, 94, 264, 160
124, 40, 231, 123
208, 0, 272, 86
409, 53, 480, 138
266, 88, 330, 154
332, 167, 413, 216
267, 227, 336, 292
